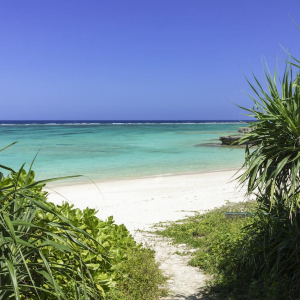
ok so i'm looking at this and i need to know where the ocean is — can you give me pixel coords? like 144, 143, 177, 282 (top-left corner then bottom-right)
0, 121, 248, 183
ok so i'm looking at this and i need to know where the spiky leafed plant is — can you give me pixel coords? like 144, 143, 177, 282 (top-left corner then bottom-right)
0, 143, 106, 299
237, 62, 300, 214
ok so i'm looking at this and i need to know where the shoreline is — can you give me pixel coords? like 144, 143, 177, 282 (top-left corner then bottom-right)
46, 169, 248, 234
47, 166, 244, 188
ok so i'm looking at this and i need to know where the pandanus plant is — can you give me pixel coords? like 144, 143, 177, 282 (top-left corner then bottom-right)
230, 57, 300, 296
237, 62, 300, 215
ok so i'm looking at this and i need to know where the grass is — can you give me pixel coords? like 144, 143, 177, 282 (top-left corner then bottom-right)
155, 200, 255, 271
106, 247, 168, 300
155, 200, 300, 299
154, 200, 272, 299
173, 250, 190, 256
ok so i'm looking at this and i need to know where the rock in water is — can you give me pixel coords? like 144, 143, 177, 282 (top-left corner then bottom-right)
219, 135, 244, 145
238, 127, 253, 133
218, 127, 255, 146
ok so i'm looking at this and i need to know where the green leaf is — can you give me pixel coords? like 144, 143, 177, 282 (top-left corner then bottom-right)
5, 259, 20, 300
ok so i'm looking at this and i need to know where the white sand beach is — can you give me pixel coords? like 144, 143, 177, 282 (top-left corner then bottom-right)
47, 169, 247, 233
47, 169, 248, 298
47, 169, 248, 299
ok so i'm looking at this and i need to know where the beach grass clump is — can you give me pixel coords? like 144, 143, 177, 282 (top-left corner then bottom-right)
0, 143, 166, 299
155, 202, 255, 295
156, 200, 300, 299
155, 201, 254, 273
106, 247, 167, 300
231, 195, 300, 299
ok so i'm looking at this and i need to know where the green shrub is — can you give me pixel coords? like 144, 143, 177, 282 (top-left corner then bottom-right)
41, 202, 167, 299
231, 195, 300, 299
0, 144, 166, 299
37, 202, 136, 297
106, 247, 167, 300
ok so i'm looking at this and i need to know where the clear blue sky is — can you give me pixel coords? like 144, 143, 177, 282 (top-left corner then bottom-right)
0, 0, 299, 120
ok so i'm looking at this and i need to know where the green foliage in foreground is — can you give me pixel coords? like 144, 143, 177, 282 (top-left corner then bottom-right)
155, 21, 300, 300
0, 166, 101, 299
237, 63, 300, 215
156, 200, 300, 300
46, 202, 167, 300
210, 33, 300, 299
0, 144, 166, 299
106, 247, 167, 300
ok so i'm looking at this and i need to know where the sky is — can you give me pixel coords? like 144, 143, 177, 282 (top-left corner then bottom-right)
0, 0, 300, 120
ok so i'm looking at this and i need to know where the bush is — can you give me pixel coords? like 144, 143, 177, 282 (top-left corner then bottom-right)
232, 196, 300, 299
106, 247, 167, 300
0, 144, 166, 299
42, 202, 167, 300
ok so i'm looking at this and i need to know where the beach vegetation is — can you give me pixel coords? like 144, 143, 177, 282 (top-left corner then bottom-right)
234, 46, 300, 297
238, 62, 300, 216
155, 201, 257, 298
156, 200, 300, 299
0, 143, 166, 299
157, 43, 300, 299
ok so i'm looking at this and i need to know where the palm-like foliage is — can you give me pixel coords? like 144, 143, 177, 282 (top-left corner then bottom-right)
237, 64, 300, 213
233, 58, 300, 296
0, 143, 105, 299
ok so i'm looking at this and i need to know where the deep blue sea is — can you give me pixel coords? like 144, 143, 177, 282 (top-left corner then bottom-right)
0, 120, 248, 182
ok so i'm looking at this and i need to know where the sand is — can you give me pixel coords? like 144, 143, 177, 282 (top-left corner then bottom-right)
47, 169, 246, 233
46, 169, 248, 299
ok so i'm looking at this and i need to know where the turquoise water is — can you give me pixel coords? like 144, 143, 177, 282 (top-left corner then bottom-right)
0, 123, 246, 182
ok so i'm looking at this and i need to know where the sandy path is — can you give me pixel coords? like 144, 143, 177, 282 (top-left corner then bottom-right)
134, 231, 209, 299
47, 170, 247, 299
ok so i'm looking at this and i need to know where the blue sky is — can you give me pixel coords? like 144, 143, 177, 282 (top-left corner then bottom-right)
0, 0, 299, 120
